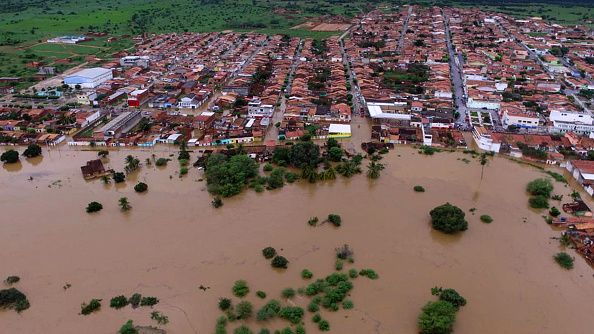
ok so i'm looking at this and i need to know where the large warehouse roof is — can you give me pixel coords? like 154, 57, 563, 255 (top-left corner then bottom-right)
67, 67, 111, 80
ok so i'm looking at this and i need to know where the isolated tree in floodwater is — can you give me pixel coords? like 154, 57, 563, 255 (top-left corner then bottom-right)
118, 197, 131, 211
479, 153, 488, 181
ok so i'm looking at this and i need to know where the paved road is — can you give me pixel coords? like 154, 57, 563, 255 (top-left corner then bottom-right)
441, 8, 467, 124
396, 6, 414, 55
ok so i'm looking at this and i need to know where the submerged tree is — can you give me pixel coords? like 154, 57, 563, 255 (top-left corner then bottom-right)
366, 161, 385, 179
118, 197, 131, 211
479, 153, 488, 181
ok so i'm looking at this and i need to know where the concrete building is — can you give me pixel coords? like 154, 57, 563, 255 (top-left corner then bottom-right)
328, 124, 351, 138
248, 99, 274, 118
77, 91, 97, 105
472, 126, 501, 152
550, 110, 594, 133
502, 108, 540, 129
120, 56, 151, 68
566, 160, 594, 196
64, 68, 113, 89
93, 111, 142, 140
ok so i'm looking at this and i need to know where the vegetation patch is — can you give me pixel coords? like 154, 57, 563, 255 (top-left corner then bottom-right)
233, 280, 250, 298
80, 299, 101, 315
86, 201, 103, 213
110, 295, 129, 309
272, 256, 289, 269
418, 287, 466, 334
262, 247, 276, 259
134, 182, 148, 192
480, 215, 493, 223
429, 203, 468, 233
554, 252, 574, 270
0, 287, 30, 312
414, 185, 425, 192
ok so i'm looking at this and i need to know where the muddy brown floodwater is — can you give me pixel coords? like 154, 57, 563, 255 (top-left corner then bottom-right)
1, 146, 594, 334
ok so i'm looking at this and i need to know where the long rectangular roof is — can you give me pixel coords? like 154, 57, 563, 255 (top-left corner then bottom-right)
67, 68, 111, 79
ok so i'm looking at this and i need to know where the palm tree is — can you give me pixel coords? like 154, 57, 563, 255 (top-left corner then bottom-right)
366, 161, 385, 179
100, 175, 110, 184
479, 153, 488, 180
125, 155, 135, 164
145, 158, 151, 166
118, 197, 131, 211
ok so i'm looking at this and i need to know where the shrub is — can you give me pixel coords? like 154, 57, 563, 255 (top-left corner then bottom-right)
308, 301, 319, 312
281, 287, 295, 299
359, 269, 379, 279
255, 184, 265, 192
140, 296, 159, 307
128, 293, 141, 307
4, 276, 20, 284
212, 196, 223, 208
151, 311, 169, 325
328, 214, 341, 227
554, 252, 574, 269
234, 325, 253, 334
480, 215, 493, 223
285, 172, 297, 182
312, 314, 322, 323
258, 330, 270, 334
529, 196, 549, 209
429, 203, 468, 233
295, 324, 305, 334
349, 269, 358, 278
179, 158, 188, 166
80, 299, 101, 315
110, 295, 129, 309
414, 185, 425, 192
549, 207, 561, 217
219, 297, 232, 311
0, 288, 29, 312
262, 247, 276, 259
526, 178, 554, 197
256, 299, 281, 321
256, 291, 266, 299
119, 320, 138, 334
22, 144, 42, 158
301, 269, 313, 279
280, 328, 294, 334
1, 149, 19, 163
271, 256, 289, 269
86, 201, 103, 213
134, 182, 148, 193
236, 300, 253, 319
335, 244, 353, 259
342, 300, 354, 309
551, 195, 563, 201
278, 306, 304, 324
233, 280, 250, 297
180, 167, 188, 175
155, 158, 169, 166
113, 172, 126, 183
334, 260, 343, 271
437, 288, 467, 309
418, 301, 457, 334
263, 164, 274, 172
308, 217, 318, 226
318, 320, 330, 331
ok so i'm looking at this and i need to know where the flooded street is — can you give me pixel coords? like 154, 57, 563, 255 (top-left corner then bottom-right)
1, 146, 594, 334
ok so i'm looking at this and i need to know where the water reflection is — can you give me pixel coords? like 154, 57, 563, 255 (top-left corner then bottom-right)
26, 155, 44, 166
2, 161, 22, 172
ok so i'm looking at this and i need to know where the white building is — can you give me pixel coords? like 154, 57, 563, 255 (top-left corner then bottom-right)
566, 160, 594, 196
328, 124, 351, 138
550, 110, 594, 133
64, 68, 113, 89
248, 99, 274, 118
119, 56, 151, 68
472, 126, 501, 152
367, 102, 410, 121
76, 91, 97, 105
502, 108, 539, 129
467, 98, 500, 110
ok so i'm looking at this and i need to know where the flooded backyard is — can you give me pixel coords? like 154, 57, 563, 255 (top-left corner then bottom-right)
1, 146, 594, 334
